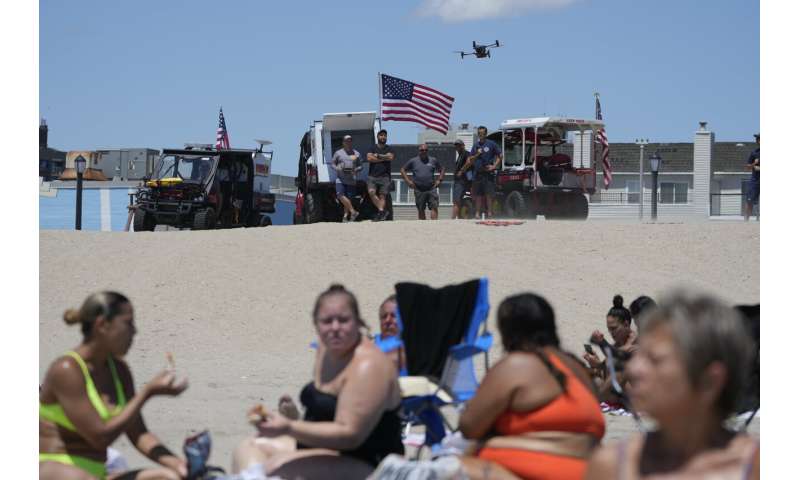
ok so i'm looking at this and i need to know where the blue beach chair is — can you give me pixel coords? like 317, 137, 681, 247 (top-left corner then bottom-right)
376, 277, 492, 456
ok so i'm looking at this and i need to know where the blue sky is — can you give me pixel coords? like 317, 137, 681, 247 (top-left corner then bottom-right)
39, 0, 759, 175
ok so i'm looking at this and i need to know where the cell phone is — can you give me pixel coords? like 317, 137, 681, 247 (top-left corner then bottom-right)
584, 344, 596, 355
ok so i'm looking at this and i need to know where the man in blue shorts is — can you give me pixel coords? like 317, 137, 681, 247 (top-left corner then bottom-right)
401, 144, 444, 220
468, 126, 502, 218
331, 135, 363, 222
745, 133, 759, 221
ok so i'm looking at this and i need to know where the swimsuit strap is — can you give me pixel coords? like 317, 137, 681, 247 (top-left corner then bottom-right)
66, 351, 111, 419
107, 356, 127, 412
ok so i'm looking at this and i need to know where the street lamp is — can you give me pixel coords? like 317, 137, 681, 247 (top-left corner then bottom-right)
75, 154, 87, 230
635, 138, 649, 220
649, 152, 661, 221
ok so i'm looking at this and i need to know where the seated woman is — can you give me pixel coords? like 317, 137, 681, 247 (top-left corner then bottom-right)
232, 284, 404, 478
39, 291, 189, 480
373, 294, 407, 375
584, 294, 638, 405
457, 293, 606, 480
585, 292, 759, 479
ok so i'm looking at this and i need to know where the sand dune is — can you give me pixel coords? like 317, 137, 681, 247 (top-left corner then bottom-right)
39, 220, 759, 469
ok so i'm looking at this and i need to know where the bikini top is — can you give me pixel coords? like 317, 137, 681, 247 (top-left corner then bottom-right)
298, 381, 404, 466
39, 351, 127, 432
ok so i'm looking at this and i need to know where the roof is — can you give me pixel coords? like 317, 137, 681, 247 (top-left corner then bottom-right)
39, 147, 66, 161
500, 117, 604, 130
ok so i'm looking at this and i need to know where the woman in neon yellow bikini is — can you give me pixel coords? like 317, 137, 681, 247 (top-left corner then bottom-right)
40, 291, 189, 479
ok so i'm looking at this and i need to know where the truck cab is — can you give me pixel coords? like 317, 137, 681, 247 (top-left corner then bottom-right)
295, 112, 392, 223
491, 117, 605, 220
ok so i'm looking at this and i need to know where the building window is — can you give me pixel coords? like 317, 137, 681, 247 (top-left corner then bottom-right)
660, 182, 689, 204
626, 180, 640, 204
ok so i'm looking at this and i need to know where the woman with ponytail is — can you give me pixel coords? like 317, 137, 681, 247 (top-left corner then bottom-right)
454, 293, 605, 479
39, 292, 189, 479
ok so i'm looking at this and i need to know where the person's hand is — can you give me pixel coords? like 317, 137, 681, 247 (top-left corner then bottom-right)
407, 181, 416, 190
145, 370, 188, 397
456, 170, 463, 178
434, 181, 441, 189
486, 164, 495, 172
160, 456, 188, 478
584, 353, 603, 369
255, 409, 292, 438
350, 155, 358, 162
590, 330, 606, 345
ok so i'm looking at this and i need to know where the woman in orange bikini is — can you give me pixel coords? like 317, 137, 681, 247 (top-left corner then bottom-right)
39, 291, 189, 479
457, 293, 606, 480
584, 292, 759, 479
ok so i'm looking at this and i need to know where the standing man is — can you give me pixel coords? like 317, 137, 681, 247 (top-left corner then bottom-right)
401, 144, 445, 220
366, 129, 395, 221
469, 126, 502, 219
744, 133, 760, 221
452, 139, 473, 219
331, 135, 362, 222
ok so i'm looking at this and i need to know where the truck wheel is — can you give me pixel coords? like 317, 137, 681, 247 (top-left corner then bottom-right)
192, 208, 217, 230
260, 216, 273, 227
460, 197, 476, 219
504, 191, 527, 218
304, 191, 323, 223
564, 193, 589, 220
132, 208, 155, 232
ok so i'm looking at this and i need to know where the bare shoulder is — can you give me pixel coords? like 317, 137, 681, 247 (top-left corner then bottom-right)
352, 340, 395, 377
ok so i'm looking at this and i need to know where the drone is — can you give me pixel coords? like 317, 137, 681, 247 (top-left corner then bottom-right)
456, 40, 502, 59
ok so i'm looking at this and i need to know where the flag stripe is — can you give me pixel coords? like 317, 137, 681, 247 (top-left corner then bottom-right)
215, 107, 230, 150
382, 116, 448, 135
380, 110, 449, 132
414, 83, 454, 103
595, 95, 612, 189
381, 100, 450, 125
413, 87, 453, 111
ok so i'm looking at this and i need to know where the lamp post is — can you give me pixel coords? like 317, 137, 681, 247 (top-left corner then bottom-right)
75, 154, 87, 230
635, 138, 649, 220
649, 152, 661, 221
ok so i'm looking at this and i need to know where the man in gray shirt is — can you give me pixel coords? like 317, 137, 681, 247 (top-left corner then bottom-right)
401, 144, 445, 220
331, 135, 363, 221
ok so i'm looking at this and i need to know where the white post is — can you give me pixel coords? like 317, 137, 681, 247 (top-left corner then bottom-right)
635, 138, 649, 220
693, 122, 714, 218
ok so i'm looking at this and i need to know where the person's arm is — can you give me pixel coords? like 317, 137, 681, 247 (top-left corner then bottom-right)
367, 148, 379, 163
49, 358, 187, 451
490, 144, 502, 172
400, 162, 416, 189
458, 155, 474, 178
434, 160, 445, 188
383, 148, 396, 162
257, 356, 394, 450
583, 443, 620, 480
120, 363, 187, 477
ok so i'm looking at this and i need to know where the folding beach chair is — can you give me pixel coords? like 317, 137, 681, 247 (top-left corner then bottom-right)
375, 277, 492, 456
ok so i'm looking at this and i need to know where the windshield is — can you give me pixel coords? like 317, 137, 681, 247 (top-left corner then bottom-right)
154, 155, 216, 182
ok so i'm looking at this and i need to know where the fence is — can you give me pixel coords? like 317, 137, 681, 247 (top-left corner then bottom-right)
710, 192, 759, 217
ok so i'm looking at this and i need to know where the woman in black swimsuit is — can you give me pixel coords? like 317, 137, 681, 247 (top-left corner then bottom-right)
232, 284, 404, 478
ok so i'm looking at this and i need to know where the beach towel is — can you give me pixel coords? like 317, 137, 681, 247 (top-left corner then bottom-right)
396, 279, 479, 379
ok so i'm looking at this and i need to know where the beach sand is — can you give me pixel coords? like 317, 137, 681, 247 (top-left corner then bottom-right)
39, 220, 759, 470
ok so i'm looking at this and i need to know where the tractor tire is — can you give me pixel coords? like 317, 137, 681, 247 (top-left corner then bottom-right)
460, 197, 476, 219
192, 208, 217, 230
304, 191, 324, 224
260, 216, 273, 227
571, 194, 589, 220
503, 191, 527, 218
247, 211, 262, 227
132, 208, 155, 232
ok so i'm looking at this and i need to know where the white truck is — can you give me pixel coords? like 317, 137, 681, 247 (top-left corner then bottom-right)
293, 111, 393, 223
490, 117, 605, 220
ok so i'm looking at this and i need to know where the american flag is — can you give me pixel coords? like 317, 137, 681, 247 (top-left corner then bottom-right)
595, 94, 611, 189
380, 74, 454, 135
215, 107, 230, 150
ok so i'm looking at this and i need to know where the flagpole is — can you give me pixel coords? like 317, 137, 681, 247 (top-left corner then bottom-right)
377, 72, 382, 129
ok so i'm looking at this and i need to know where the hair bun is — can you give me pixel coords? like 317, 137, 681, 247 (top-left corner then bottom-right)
613, 295, 624, 308
63, 308, 81, 325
